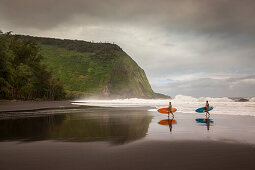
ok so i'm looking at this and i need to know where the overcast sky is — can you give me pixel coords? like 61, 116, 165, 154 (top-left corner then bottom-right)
1, 0, 255, 97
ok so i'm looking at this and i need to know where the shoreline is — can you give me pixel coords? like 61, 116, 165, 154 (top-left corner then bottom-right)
0, 100, 79, 112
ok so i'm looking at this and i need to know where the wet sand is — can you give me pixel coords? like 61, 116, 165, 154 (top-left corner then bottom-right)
0, 140, 255, 170
0, 100, 78, 112
0, 107, 255, 170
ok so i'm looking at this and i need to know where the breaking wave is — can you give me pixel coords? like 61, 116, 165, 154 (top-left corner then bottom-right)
72, 95, 255, 116
73, 95, 254, 107
173, 95, 233, 102
250, 97, 255, 102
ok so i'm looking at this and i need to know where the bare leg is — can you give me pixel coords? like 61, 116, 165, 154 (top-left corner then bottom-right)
207, 112, 210, 118
205, 112, 210, 119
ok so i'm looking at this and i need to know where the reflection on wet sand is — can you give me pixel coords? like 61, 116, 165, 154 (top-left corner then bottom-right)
195, 115, 214, 131
158, 119, 177, 132
0, 110, 152, 144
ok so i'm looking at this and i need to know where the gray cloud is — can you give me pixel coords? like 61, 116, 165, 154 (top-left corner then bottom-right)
1, 0, 255, 33
1, 0, 255, 97
151, 74, 255, 97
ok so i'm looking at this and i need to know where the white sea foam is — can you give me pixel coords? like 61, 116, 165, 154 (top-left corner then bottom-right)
73, 98, 169, 107
73, 95, 255, 116
250, 97, 255, 102
173, 95, 234, 102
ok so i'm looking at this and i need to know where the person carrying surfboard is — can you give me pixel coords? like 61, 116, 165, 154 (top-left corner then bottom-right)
168, 102, 174, 118
205, 100, 210, 116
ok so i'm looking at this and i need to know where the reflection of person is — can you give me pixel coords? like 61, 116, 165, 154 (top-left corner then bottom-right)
158, 118, 177, 132
168, 102, 174, 118
205, 100, 210, 117
168, 118, 173, 132
205, 113, 210, 131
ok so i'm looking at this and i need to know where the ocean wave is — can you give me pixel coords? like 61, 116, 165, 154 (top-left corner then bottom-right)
73, 95, 255, 116
72, 95, 253, 108
73, 95, 249, 107
173, 95, 233, 102
73, 98, 169, 107
250, 97, 255, 102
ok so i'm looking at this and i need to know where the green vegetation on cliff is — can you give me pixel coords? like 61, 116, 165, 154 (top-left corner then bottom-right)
0, 31, 65, 100
20, 35, 169, 99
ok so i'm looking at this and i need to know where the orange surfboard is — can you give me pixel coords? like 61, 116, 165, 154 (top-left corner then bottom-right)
157, 107, 177, 114
158, 119, 177, 125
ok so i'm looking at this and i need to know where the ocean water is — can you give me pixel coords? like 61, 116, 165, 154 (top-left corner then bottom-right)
73, 95, 255, 116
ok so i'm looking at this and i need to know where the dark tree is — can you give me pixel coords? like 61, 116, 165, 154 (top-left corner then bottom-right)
0, 31, 65, 100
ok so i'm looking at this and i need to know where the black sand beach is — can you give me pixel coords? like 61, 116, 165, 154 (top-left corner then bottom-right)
0, 106, 255, 170
1, 140, 255, 170
0, 100, 78, 112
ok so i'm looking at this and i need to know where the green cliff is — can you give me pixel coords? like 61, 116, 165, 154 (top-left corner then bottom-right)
20, 35, 169, 99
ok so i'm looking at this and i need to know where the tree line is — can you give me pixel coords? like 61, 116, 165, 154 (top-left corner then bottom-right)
19, 35, 122, 55
0, 31, 65, 100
